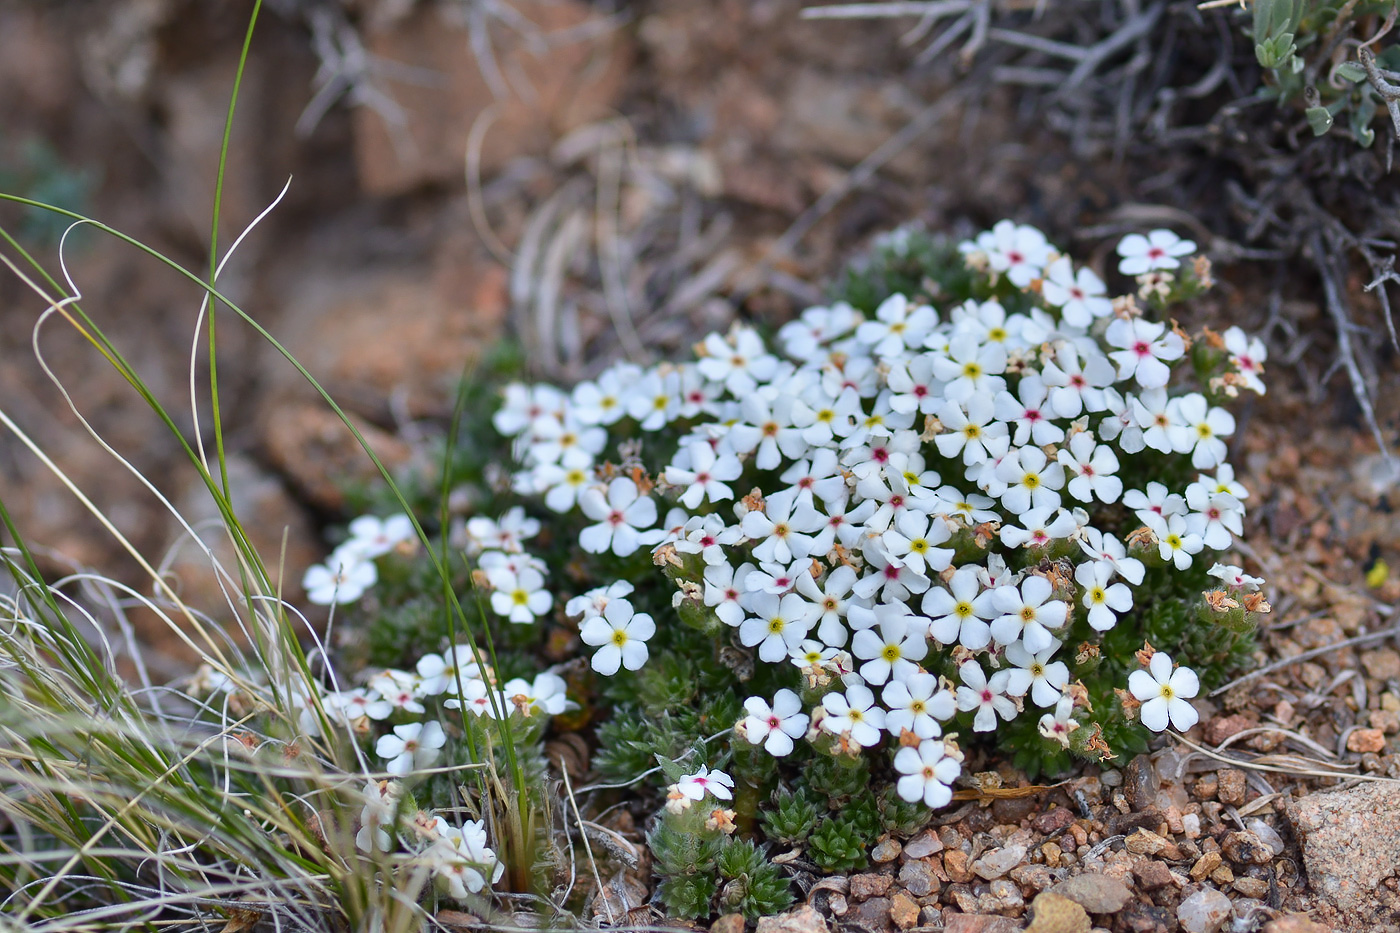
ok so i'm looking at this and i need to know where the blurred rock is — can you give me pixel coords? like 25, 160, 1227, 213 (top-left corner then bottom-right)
1176, 887, 1232, 933
1286, 782, 1400, 911
755, 906, 828, 933
1047, 874, 1131, 914
352, 1, 631, 196
1025, 892, 1090, 933
261, 401, 412, 512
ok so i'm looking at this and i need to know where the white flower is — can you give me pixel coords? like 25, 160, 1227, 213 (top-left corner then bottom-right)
1128, 651, 1200, 732
493, 383, 566, 437
676, 765, 735, 801
303, 548, 377, 606
796, 564, 862, 648
528, 414, 606, 469
571, 363, 640, 425
990, 575, 1068, 652
425, 818, 503, 898
1075, 559, 1133, 631
465, 505, 540, 554
500, 672, 573, 717
1000, 506, 1079, 550
625, 368, 682, 430
1038, 695, 1078, 746
1223, 325, 1267, 395
579, 599, 655, 675
665, 441, 743, 509
1166, 393, 1235, 469
856, 294, 939, 357
994, 375, 1065, 447
486, 565, 553, 624
880, 511, 954, 578
1004, 639, 1070, 708
778, 302, 861, 357
1116, 229, 1196, 275
1145, 513, 1204, 571
994, 446, 1065, 516
1105, 318, 1185, 389
356, 779, 403, 853
673, 513, 744, 566
923, 565, 996, 650
375, 721, 447, 776
740, 592, 817, 663
955, 660, 1017, 732
1041, 345, 1115, 418
741, 689, 810, 757
894, 738, 961, 808
565, 580, 634, 620
1185, 485, 1243, 550
442, 678, 500, 717
344, 514, 415, 559
883, 671, 955, 739
934, 395, 1008, 466
1042, 257, 1112, 326
931, 334, 1007, 404
1123, 480, 1186, 524
326, 687, 394, 723
1076, 528, 1146, 586
821, 683, 886, 747
979, 219, 1053, 287
704, 561, 753, 627
780, 449, 848, 509
1207, 562, 1264, 592
742, 490, 824, 564
697, 326, 780, 397
1057, 433, 1122, 504
851, 612, 928, 686
578, 478, 658, 557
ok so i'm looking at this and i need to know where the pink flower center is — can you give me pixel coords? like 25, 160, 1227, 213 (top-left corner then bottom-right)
980, 689, 994, 703
1147, 247, 1165, 260
608, 511, 625, 526
1133, 341, 1151, 357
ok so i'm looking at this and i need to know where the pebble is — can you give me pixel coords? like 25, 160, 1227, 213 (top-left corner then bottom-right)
1124, 828, 1169, 856
972, 844, 1027, 880
1286, 781, 1400, 911
1261, 915, 1335, 933
943, 849, 975, 883
1346, 728, 1386, 752
1225, 830, 1275, 866
1181, 813, 1202, 839
977, 879, 1024, 915
943, 915, 1023, 933
1122, 754, 1159, 811
1121, 903, 1175, 933
1360, 647, 1400, 680
1009, 863, 1057, 891
888, 892, 919, 931
1216, 769, 1247, 806
712, 914, 746, 933
846, 896, 894, 933
1176, 887, 1233, 933
1246, 819, 1284, 857
871, 838, 902, 863
1046, 873, 1132, 914
1231, 876, 1269, 899
1024, 892, 1090, 933
1032, 807, 1077, 835
992, 795, 1040, 824
755, 906, 829, 933
849, 873, 893, 903
897, 858, 940, 898
902, 829, 943, 859
1131, 859, 1174, 891
1204, 714, 1256, 745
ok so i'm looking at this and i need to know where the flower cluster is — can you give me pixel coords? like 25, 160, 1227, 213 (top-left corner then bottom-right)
356, 778, 505, 898
484, 221, 1267, 810
301, 514, 416, 605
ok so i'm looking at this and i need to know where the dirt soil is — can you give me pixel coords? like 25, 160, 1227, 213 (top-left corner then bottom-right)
2, 1, 1400, 930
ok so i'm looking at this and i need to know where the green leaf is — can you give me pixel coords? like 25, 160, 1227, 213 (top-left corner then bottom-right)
1352, 94, 1378, 148
1306, 105, 1335, 135
1337, 61, 1368, 83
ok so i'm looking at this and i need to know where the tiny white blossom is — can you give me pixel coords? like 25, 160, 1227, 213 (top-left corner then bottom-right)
677, 765, 735, 801
741, 689, 810, 757
894, 738, 961, 808
579, 599, 655, 675
955, 660, 1017, 732
1128, 651, 1200, 732
821, 683, 887, 747
1117, 229, 1196, 275
375, 721, 447, 776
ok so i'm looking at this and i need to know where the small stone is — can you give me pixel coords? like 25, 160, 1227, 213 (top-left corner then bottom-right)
1024, 891, 1091, 933
872, 838, 902, 863
1220, 830, 1273, 866
1182, 813, 1202, 839
1261, 914, 1334, 933
1041, 842, 1062, 868
897, 859, 940, 898
1204, 714, 1256, 746
992, 795, 1041, 825
947, 886, 980, 913
1046, 873, 1132, 914
1009, 863, 1057, 891
1246, 819, 1284, 857
1346, 728, 1386, 753
849, 873, 893, 903
918, 907, 942, 928
1176, 887, 1232, 933
1216, 769, 1247, 806
1360, 647, 1400, 680
944, 849, 975, 883
1370, 708, 1400, 735
1125, 828, 1169, 857
1123, 754, 1160, 811
889, 892, 919, 931
902, 829, 943, 859
973, 844, 1028, 880
1193, 775, 1218, 800
1033, 807, 1077, 835
1120, 903, 1175, 933
712, 914, 746, 933
1287, 781, 1400, 911
846, 896, 894, 933
1132, 859, 1174, 890
828, 894, 848, 917
977, 879, 1025, 915
1231, 876, 1269, 899
944, 915, 1023, 933
756, 906, 830, 933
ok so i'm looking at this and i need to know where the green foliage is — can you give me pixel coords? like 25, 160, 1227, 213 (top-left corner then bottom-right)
879, 785, 934, 837
833, 227, 979, 314
807, 819, 869, 873
760, 788, 821, 846
843, 790, 883, 845
656, 874, 719, 921
807, 753, 871, 802
716, 839, 795, 920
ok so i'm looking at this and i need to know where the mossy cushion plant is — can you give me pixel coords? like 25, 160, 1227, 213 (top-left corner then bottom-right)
290, 221, 1269, 921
